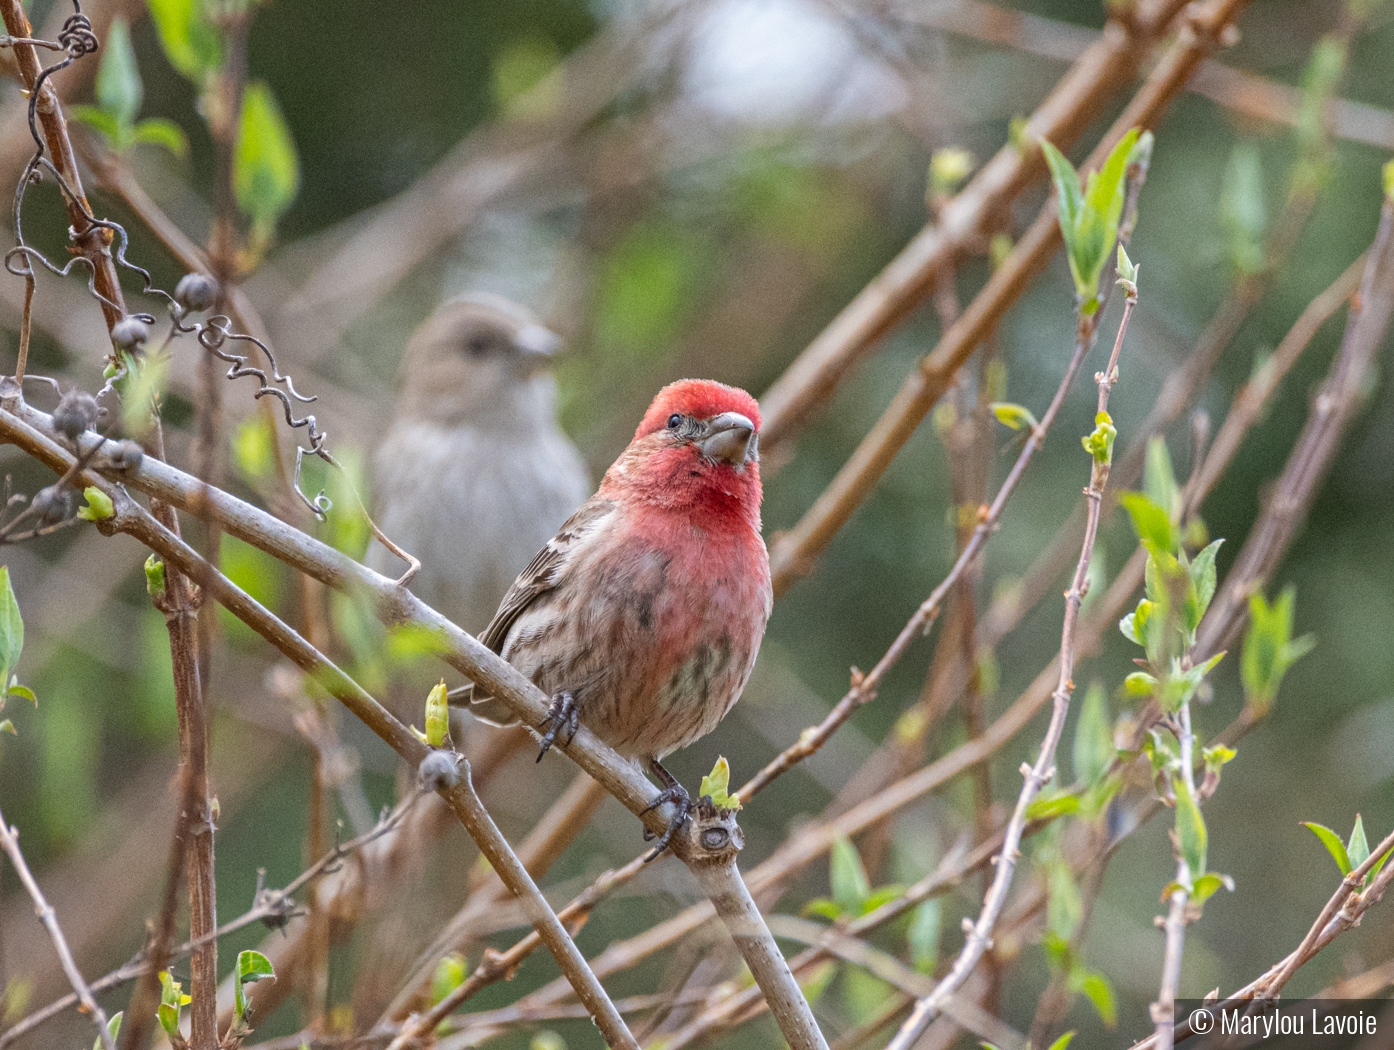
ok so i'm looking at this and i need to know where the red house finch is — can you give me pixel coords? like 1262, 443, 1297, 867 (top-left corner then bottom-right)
467, 379, 772, 855
368, 294, 590, 635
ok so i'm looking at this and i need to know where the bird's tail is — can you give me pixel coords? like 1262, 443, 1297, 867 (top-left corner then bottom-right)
448, 682, 523, 728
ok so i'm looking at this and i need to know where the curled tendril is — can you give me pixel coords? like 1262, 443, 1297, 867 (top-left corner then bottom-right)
56, 13, 96, 57
4, 2, 352, 529
293, 447, 333, 520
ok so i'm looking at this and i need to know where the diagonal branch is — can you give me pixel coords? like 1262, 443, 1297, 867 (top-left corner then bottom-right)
0, 803, 117, 1050
766, 0, 1254, 595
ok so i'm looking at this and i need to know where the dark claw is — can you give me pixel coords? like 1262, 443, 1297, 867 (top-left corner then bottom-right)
536, 692, 579, 762
641, 779, 693, 861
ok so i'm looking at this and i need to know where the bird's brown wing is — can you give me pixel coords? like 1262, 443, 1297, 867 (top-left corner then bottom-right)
463, 496, 617, 724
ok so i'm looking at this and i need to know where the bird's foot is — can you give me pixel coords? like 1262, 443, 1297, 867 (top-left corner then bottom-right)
641, 763, 693, 861
535, 691, 579, 762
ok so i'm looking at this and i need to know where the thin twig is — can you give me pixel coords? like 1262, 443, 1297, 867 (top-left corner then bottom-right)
0, 804, 117, 1050
1150, 700, 1198, 1050
739, 273, 1101, 803
766, 0, 1254, 595
756, 0, 1192, 452
887, 280, 1140, 1050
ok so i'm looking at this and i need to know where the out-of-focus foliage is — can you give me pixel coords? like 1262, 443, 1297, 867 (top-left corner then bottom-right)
1, 0, 1392, 1047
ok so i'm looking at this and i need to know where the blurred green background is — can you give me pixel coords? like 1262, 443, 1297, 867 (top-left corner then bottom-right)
1, 0, 1393, 1046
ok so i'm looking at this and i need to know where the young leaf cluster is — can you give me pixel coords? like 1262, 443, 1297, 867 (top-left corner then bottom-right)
1116, 439, 1225, 711
1040, 128, 1150, 313
70, 19, 189, 158
1240, 586, 1315, 714
144, 0, 302, 255
1303, 814, 1392, 888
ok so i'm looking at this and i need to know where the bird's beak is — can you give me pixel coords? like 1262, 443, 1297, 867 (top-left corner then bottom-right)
699, 412, 756, 466
513, 324, 563, 371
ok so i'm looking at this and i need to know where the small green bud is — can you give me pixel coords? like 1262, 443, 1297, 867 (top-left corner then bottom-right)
144, 555, 166, 599
425, 679, 449, 748
1082, 411, 1117, 464
76, 487, 114, 522
929, 147, 974, 197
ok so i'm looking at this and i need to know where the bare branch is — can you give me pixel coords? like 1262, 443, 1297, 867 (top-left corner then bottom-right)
0, 804, 117, 1050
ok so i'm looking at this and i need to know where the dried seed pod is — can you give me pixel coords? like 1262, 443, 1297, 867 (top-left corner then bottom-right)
109, 440, 144, 472
31, 484, 69, 525
111, 317, 150, 353
51, 390, 98, 440
174, 272, 217, 313
416, 749, 462, 792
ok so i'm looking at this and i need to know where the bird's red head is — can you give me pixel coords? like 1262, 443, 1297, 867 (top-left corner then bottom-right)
605, 379, 764, 530
634, 379, 762, 442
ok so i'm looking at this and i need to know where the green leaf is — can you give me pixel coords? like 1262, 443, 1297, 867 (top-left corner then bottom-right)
1347, 815, 1370, 872
1073, 683, 1113, 788
1201, 744, 1235, 775
1302, 822, 1350, 875
132, 117, 190, 158
908, 899, 941, 974
1124, 671, 1157, 699
859, 884, 906, 915
96, 18, 142, 129
69, 105, 125, 150
1118, 611, 1140, 645
424, 680, 449, 748
1072, 969, 1117, 1027
801, 897, 845, 921
1241, 585, 1314, 712
0, 720, 14, 736
147, 0, 221, 82
1118, 492, 1175, 555
1081, 411, 1116, 464
1142, 438, 1180, 523
1041, 139, 1084, 246
118, 349, 171, 437
1188, 539, 1223, 623
431, 953, 467, 1004
1220, 140, 1268, 276
0, 567, 23, 689
1047, 1031, 1076, 1050
158, 972, 189, 1038
829, 835, 871, 913
232, 415, 277, 481
990, 402, 1037, 431
94, 1011, 122, 1050
1026, 792, 1081, 820
233, 949, 275, 1022
1174, 777, 1207, 881
1176, 775, 1209, 881
235, 82, 300, 244
699, 755, 741, 810
5, 685, 34, 706
1042, 129, 1141, 303
1190, 871, 1235, 906
76, 487, 114, 522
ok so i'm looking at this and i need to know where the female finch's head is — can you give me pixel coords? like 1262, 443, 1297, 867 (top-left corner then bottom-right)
607, 379, 764, 523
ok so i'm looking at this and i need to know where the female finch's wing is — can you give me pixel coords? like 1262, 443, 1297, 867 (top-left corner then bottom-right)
467, 497, 617, 727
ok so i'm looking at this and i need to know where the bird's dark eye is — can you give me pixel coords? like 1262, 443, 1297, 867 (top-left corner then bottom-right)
666, 413, 683, 430
465, 333, 494, 357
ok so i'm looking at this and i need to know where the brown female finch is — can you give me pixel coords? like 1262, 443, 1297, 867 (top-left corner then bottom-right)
466, 379, 772, 855
368, 293, 590, 634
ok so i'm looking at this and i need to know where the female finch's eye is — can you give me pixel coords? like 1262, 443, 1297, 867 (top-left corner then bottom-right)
666, 413, 683, 430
